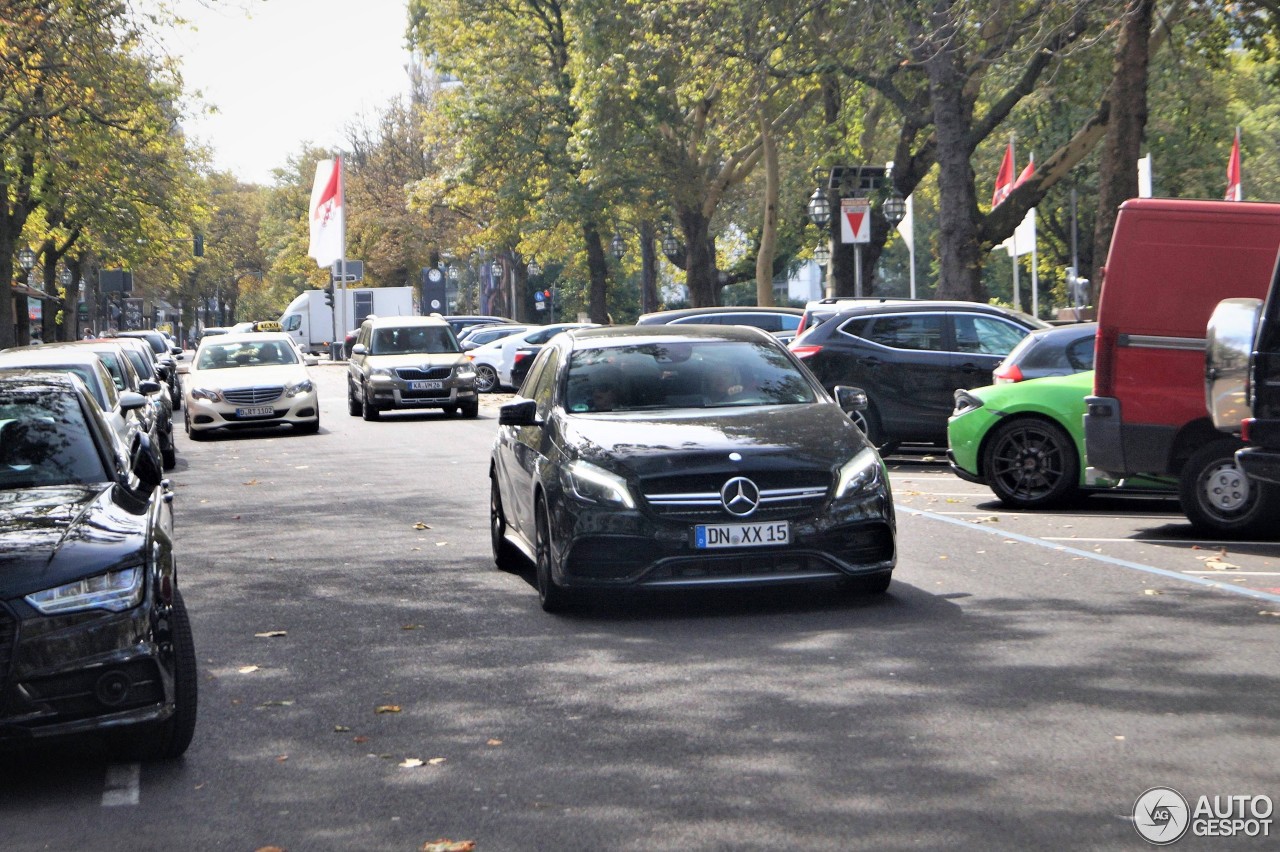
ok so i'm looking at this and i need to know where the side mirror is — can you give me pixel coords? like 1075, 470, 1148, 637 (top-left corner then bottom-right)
171, 346, 183, 356
350, 343, 367, 356
131, 435, 163, 489
834, 385, 869, 413
1206, 297, 1263, 432
119, 390, 149, 413
139, 380, 162, 396
498, 398, 540, 427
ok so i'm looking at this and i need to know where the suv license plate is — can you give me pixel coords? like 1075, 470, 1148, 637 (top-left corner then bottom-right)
409, 380, 444, 390
694, 521, 789, 549
236, 406, 275, 418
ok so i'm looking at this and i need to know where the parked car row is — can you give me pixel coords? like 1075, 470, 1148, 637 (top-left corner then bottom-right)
0, 341, 196, 760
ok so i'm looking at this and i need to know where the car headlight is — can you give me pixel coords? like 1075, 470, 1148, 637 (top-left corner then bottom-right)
285, 379, 315, 397
25, 566, 145, 615
834, 447, 883, 499
190, 387, 223, 403
455, 365, 476, 380
369, 367, 396, 378
952, 389, 985, 417
562, 459, 636, 509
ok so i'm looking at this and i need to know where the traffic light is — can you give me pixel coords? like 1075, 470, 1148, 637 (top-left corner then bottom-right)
323, 283, 334, 307
193, 234, 204, 257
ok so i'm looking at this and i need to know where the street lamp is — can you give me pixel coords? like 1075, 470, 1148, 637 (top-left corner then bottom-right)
610, 232, 625, 260
58, 267, 72, 288
806, 187, 831, 227
527, 259, 541, 277
661, 229, 682, 262
813, 242, 831, 266
17, 247, 35, 275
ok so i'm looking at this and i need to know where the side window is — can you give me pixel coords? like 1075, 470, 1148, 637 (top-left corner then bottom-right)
955, 315, 1028, 356
779, 315, 801, 332
1066, 335, 1095, 371
730, 313, 776, 331
282, 315, 300, 332
528, 347, 560, 418
859, 315, 945, 351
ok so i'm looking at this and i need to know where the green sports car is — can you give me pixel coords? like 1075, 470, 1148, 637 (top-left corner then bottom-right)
948, 370, 1172, 508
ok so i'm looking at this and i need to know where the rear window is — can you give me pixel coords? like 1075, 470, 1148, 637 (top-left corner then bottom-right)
0, 392, 110, 486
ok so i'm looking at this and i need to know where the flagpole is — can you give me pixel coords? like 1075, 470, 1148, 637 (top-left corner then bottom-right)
338, 155, 347, 355
907, 195, 916, 299
1030, 208, 1039, 317
1009, 137, 1019, 311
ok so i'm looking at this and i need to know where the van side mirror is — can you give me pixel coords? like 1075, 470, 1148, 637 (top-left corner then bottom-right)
1205, 297, 1262, 432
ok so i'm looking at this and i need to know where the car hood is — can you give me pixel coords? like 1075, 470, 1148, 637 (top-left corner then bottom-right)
0, 484, 149, 599
559, 403, 871, 479
187, 364, 311, 388
364, 353, 465, 369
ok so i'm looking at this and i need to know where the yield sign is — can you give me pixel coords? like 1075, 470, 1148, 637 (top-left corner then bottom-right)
840, 197, 871, 244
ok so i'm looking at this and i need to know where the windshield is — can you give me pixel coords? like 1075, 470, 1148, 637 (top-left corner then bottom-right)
122, 349, 155, 380
0, 391, 110, 487
370, 326, 459, 355
197, 340, 299, 369
565, 340, 817, 412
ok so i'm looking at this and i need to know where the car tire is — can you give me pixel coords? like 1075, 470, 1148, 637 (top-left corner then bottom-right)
474, 364, 499, 394
983, 417, 1080, 508
535, 499, 573, 613
851, 399, 896, 454
361, 385, 380, 421
1179, 439, 1280, 537
490, 476, 521, 572
114, 590, 198, 761
185, 413, 209, 441
347, 381, 362, 416
296, 415, 320, 435
162, 439, 177, 470
460, 400, 479, 418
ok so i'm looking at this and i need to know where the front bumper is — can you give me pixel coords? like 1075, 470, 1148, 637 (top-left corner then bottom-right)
187, 391, 319, 432
0, 602, 174, 743
1237, 445, 1280, 486
367, 376, 477, 410
549, 491, 896, 591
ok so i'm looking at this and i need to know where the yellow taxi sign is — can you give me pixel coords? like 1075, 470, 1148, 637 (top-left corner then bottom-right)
252, 320, 282, 332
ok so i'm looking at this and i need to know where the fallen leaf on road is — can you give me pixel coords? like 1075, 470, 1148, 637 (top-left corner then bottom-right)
487, 739, 503, 746
238, 665, 260, 674
1143, 589, 1162, 596
400, 758, 424, 768
353, 736, 369, 744
375, 705, 401, 714
421, 841, 475, 852
972, 515, 1000, 524
1259, 611, 1280, 617
258, 700, 294, 707
276, 755, 288, 762
243, 479, 260, 486
436, 541, 448, 546
334, 725, 351, 733
1202, 558, 1240, 570
413, 522, 431, 530
255, 847, 287, 852
428, 757, 446, 765
255, 630, 287, 638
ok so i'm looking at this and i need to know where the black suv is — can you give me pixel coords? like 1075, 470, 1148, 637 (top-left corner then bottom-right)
790, 301, 1047, 449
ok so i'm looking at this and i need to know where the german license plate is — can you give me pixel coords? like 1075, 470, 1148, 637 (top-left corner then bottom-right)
694, 521, 789, 549
236, 406, 275, 418
409, 380, 444, 390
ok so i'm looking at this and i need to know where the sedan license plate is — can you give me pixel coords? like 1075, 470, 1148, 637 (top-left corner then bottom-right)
694, 521, 789, 549
409, 380, 444, 390
236, 406, 275, 418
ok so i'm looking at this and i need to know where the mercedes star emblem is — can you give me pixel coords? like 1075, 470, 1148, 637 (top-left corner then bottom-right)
720, 476, 760, 517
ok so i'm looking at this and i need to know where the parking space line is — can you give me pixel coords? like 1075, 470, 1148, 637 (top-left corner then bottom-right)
1044, 536, 1275, 546
901, 505, 1280, 605
1183, 571, 1280, 576
102, 763, 139, 807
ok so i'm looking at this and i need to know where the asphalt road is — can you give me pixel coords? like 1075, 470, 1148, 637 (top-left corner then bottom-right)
2, 361, 1277, 851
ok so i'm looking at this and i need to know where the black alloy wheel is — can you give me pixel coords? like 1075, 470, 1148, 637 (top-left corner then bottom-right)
114, 591, 198, 760
984, 417, 1079, 508
535, 500, 572, 613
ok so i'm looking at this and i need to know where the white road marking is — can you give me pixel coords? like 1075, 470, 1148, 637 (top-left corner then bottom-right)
902, 505, 1280, 605
1043, 537, 1276, 546
102, 763, 140, 807
1182, 571, 1280, 576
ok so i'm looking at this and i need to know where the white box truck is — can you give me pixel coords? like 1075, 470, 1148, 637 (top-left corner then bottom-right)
278, 286, 416, 355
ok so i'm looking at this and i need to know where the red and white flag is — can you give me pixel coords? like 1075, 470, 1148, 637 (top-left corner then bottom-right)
991, 143, 1015, 207
1225, 128, 1242, 201
1015, 154, 1035, 189
308, 156, 345, 267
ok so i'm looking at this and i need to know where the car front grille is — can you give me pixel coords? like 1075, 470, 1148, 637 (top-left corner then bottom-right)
395, 367, 453, 381
641, 470, 829, 521
223, 386, 284, 405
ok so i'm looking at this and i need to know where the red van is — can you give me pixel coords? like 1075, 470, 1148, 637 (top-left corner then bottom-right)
1084, 198, 1280, 536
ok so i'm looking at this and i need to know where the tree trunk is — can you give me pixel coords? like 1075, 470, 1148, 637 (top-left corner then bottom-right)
1090, 0, 1156, 307
755, 107, 778, 307
679, 206, 717, 307
584, 225, 610, 324
640, 220, 659, 315
923, 7, 985, 302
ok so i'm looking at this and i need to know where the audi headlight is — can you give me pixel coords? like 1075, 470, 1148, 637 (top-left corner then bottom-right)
562, 459, 636, 508
190, 387, 223, 403
25, 565, 144, 615
285, 379, 315, 397
835, 447, 883, 499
